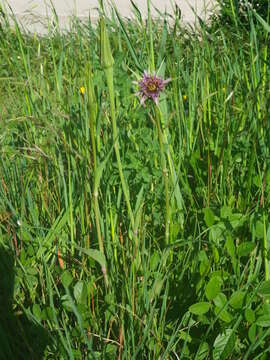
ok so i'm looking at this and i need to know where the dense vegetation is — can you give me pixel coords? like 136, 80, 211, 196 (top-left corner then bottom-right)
1, 1, 270, 358
212, 0, 270, 28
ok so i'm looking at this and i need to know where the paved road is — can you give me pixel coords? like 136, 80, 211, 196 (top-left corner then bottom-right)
2, 0, 217, 33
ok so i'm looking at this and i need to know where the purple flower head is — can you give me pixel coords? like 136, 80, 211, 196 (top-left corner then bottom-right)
134, 71, 171, 106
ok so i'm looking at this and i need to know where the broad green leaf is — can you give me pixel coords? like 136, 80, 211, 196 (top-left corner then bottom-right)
42, 307, 54, 322
259, 304, 270, 315
220, 206, 232, 219
213, 293, 227, 308
210, 271, 226, 280
61, 294, 73, 312
248, 324, 257, 343
61, 270, 73, 288
32, 304, 42, 320
196, 342, 209, 360
209, 224, 226, 245
214, 306, 233, 323
229, 213, 245, 229
237, 242, 256, 257
256, 315, 270, 327
212, 246, 219, 263
75, 245, 106, 270
205, 276, 222, 301
225, 235, 235, 258
74, 281, 87, 305
258, 281, 270, 296
213, 329, 236, 360
203, 207, 215, 227
229, 291, 245, 309
255, 221, 264, 239
189, 302, 211, 315
245, 308, 255, 323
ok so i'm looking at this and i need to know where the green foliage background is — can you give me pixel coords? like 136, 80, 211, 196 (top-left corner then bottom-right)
1, 1, 270, 359
212, 0, 270, 28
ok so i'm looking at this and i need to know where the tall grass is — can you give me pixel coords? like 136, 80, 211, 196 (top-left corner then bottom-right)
1, 1, 270, 358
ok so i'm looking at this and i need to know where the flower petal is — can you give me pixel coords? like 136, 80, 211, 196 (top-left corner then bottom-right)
153, 96, 159, 105
140, 97, 147, 107
163, 78, 171, 84
134, 70, 170, 105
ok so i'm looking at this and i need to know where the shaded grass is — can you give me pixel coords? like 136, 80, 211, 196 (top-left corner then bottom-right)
1, 2, 270, 358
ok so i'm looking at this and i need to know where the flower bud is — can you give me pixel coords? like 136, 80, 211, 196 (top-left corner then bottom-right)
100, 18, 114, 69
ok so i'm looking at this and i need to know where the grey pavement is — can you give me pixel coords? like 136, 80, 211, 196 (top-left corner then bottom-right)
2, 0, 217, 33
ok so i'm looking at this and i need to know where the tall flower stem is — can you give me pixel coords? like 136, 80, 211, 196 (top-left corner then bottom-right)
86, 62, 108, 287
86, 64, 97, 173
100, 18, 135, 233
134, 70, 172, 244
147, 0, 155, 73
107, 67, 135, 229
155, 108, 170, 245
93, 184, 108, 287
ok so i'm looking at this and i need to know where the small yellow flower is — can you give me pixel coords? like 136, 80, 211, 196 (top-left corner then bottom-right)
222, 87, 226, 92
80, 86, 86, 95
183, 95, 188, 101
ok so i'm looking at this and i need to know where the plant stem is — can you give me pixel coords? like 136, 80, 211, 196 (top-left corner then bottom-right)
87, 64, 97, 173
147, 0, 155, 72
263, 211, 269, 281
93, 187, 108, 287
86, 62, 108, 286
100, 18, 135, 232
155, 109, 170, 245
67, 154, 74, 256
105, 67, 135, 229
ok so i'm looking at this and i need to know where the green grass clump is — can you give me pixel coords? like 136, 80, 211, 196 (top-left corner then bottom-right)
1, 1, 270, 358
211, 0, 270, 30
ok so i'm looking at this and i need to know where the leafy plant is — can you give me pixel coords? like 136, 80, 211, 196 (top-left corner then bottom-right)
1, 0, 270, 358
211, 0, 270, 29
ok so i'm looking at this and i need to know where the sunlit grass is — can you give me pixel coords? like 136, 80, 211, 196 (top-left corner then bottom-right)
1, 1, 270, 358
